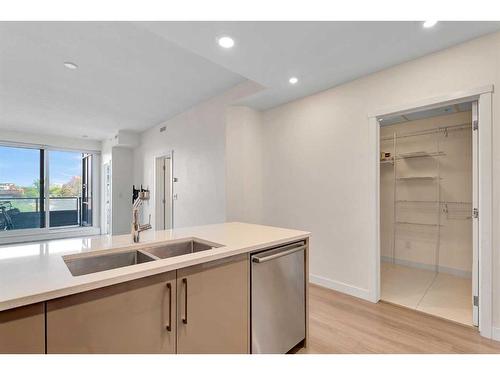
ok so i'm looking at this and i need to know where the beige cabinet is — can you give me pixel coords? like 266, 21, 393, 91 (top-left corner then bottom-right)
18, 254, 250, 354
0, 303, 45, 354
176, 254, 249, 353
46, 271, 176, 353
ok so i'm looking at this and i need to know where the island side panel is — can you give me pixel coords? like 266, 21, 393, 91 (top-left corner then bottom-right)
0, 302, 45, 354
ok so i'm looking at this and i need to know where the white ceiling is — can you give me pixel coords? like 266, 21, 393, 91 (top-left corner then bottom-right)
1, 21, 500, 140
141, 21, 500, 109
0, 22, 244, 140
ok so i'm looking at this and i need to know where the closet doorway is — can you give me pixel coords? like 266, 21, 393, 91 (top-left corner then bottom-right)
379, 101, 478, 326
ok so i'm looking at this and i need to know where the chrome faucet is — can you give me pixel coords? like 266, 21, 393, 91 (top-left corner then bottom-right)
131, 192, 152, 243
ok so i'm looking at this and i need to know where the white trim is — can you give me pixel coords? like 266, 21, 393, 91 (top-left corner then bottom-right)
0, 226, 100, 245
369, 86, 494, 340
152, 150, 174, 230
45, 149, 50, 229
91, 153, 101, 230
472, 101, 480, 326
369, 116, 381, 303
0, 139, 101, 154
101, 162, 112, 235
369, 85, 494, 118
478, 92, 493, 338
492, 327, 500, 342
310, 274, 371, 301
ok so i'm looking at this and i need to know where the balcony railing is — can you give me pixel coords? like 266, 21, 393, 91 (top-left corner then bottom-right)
0, 197, 89, 230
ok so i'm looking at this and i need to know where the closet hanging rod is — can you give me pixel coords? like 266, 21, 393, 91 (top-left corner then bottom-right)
380, 122, 472, 141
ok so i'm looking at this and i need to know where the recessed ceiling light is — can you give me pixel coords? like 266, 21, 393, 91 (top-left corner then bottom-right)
217, 36, 235, 49
63, 61, 78, 70
423, 20, 438, 28
289, 77, 298, 85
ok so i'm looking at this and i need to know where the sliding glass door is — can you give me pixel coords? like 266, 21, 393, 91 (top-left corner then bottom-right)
0, 146, 44, 230
0, 143, 95, 232
49, 150, 84, 228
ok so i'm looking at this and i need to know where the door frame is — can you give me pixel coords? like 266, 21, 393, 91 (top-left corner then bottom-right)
153, 151, 174, 230
368, 85, 493, 338
102, 161, 112, 235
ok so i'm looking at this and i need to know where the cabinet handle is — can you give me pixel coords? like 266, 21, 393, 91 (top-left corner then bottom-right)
166, 282, 172, 331
182, 278, 188, 324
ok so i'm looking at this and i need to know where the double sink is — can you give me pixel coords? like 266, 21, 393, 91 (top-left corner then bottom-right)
64, 238, 223, 277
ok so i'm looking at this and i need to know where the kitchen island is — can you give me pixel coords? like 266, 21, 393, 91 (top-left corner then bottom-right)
0, 222, 310, 354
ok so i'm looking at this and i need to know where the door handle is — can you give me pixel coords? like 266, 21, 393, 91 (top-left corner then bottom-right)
252, 244, 306, 263
165, 282, 172, 331
182, 278, 188, 324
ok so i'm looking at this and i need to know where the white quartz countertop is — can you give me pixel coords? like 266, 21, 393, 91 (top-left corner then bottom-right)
0, 222, 309, 312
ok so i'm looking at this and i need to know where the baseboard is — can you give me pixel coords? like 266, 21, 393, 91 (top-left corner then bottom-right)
310, 274, 371, 301
381, 256, 472, 279
491, 327, 500, 342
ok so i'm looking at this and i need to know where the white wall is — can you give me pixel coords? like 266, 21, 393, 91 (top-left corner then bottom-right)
133, 81, 262, 229
225, 106, 264, 223
111, 147, 133, 235
226, 31, 500, 327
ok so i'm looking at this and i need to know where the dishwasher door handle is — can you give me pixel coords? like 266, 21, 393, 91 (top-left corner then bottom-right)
252, 244, 306, 263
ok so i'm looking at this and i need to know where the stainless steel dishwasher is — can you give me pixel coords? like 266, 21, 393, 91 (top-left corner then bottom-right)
251, 240, 306, 354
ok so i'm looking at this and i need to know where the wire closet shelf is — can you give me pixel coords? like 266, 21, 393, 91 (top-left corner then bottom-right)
380, 120, 473, 270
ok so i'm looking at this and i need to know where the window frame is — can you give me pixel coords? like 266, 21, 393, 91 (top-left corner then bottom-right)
0, 141, 101, 243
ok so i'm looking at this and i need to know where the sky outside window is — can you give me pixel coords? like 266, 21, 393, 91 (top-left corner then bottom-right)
49, 150, 82, 197
0, 146, 40, 187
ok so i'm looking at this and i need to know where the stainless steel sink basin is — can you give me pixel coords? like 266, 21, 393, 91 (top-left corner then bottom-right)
64, 250, 156, 276
141, 239, 221, 259
64, 238, 223, 276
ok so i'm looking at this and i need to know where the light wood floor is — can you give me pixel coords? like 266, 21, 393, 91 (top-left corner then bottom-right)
299, 284, 500, 354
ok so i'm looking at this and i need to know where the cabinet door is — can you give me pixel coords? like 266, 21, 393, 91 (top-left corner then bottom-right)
177, 254, 249, 354
0, 303, 45, 354
47, 271, 176, 353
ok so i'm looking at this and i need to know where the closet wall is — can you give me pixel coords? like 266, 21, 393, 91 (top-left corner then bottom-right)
380, 111, 472, 277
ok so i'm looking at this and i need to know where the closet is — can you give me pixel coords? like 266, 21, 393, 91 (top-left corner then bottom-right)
379, 103, 474, 326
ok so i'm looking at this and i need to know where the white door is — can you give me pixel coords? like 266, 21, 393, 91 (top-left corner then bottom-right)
155, 156, 172, 230
163, 158, 172, 229
472, 101, 479, 327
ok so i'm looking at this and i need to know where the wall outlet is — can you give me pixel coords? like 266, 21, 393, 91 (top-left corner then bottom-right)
405, 241, 411, 249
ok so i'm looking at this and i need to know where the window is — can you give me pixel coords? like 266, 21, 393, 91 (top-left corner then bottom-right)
0, 144, 95, 232
0, 146, 44, 230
